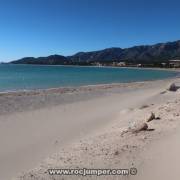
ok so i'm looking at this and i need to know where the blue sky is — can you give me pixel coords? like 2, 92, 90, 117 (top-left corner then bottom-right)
0, 0, 180, 62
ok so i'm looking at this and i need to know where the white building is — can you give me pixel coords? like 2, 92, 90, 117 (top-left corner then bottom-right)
169, 60, 180, 68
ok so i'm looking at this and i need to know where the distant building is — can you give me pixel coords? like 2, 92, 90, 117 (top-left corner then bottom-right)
161, 63, 167, 67
117, 62, 126, 66
93, 62, 102, 66
169, 60, 180, 68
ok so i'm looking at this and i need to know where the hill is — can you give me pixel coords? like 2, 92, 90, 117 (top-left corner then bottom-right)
11, 40, 180, 65
11, 55, 70, 65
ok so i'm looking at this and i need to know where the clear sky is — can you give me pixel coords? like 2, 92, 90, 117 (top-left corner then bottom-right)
1, 0, 180, 62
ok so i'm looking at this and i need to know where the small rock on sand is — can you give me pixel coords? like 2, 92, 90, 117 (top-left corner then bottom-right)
114, 150, 120, 156
168, 83, 178, 92
147, 112, 155, 122
140, 105, 149, 109
133, 123, 148, 133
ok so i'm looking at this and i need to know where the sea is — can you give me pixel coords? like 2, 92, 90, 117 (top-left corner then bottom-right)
0, 64, 178, 92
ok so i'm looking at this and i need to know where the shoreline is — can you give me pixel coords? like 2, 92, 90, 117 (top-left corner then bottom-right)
0, 77, 177, 116
1, 76, 180, 180
0, 65, 179, 94
0, 73, 179, 95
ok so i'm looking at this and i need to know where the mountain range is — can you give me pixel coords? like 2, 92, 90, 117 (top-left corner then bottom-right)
11, 40, 180, 65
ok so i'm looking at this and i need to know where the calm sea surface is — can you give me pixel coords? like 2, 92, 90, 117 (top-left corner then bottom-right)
0, 64, 178, 92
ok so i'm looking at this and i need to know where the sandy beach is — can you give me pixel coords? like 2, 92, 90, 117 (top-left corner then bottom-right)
1, 77, 180, 180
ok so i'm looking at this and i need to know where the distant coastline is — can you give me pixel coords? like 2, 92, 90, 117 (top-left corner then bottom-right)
9, 39, 180, 68
6, 62, 180, 72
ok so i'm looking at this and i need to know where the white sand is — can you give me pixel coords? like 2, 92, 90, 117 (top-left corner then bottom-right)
132, 129, 180, 180
0, 78, 180, 180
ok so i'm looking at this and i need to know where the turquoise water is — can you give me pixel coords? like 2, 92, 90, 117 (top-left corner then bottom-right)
0, 64, 178, 92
